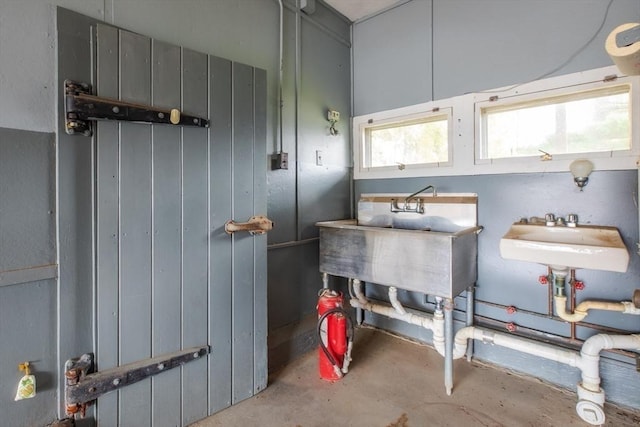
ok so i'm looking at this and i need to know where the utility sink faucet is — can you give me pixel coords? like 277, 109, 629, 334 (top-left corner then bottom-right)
390, 184, 437, 213
405, 184, 436, 206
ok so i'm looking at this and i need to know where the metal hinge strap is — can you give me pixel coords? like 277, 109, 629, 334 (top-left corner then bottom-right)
64, 345, 209, 417
64, 80, 210, 137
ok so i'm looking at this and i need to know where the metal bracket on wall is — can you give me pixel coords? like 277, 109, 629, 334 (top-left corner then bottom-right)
64, 345, 209, 418
64, 80, 210, 137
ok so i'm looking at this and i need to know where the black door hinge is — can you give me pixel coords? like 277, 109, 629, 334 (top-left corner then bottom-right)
64, 80, 210, 137
64, 345, 209, 418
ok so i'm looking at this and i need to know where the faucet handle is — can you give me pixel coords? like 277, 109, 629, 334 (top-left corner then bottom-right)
545, 213, 556, 226
566, 214, 578, 227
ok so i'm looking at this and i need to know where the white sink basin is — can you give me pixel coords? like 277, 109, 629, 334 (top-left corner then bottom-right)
499, 223, 629, 272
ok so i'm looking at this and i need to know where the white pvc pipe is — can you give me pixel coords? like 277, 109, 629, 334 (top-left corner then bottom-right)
388, 287, 407, 315
351, 279, 433, 328
452, 326, 640, 424
431, 311, 446, 357
350, 298, 434, 329
352, 279, 366, 304
580, 334, 640, 392
554, 295, 632, 322
352, 279, 640, 424
454, 326, 582, 368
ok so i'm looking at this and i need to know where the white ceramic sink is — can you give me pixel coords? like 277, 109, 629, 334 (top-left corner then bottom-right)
499, 223, 629, 272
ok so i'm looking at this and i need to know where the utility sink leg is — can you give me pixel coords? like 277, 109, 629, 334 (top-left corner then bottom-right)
444, 299, 454, 396
466, 286, 475, 362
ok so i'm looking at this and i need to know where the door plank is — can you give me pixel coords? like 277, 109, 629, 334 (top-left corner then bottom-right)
231, 62, 256, 403
151, 39, 182, 427
253, 68, 268, 394
208, 56, 234, 414
95, 23, 120, 427
181, 47, 210, 425
118, 29, 153, 427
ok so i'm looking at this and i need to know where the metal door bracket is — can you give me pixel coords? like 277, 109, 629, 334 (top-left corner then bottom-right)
225, 215, 274, 235
64, 345, 209, 418
64, 80, 210, 137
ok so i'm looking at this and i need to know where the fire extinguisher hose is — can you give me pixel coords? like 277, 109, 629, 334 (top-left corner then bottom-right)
317, 307, 355, 377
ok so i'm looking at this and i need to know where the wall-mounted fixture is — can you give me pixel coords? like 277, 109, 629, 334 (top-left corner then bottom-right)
605, 23, 640, 76
327, 109, 339, 136
569, 159, 594, 191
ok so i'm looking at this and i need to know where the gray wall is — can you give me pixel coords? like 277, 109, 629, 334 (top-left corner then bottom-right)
0, 0, 351, 425
267, 4, 351, 331
353, 0, 640, 410
0, 128, 57, 425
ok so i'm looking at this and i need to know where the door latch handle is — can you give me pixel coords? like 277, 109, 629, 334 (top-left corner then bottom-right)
64, 80, 210, 137
225, 215, 274, 235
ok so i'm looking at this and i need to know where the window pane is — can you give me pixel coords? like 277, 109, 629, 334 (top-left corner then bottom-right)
369, 117, 448, 167
482, 86, 631, 159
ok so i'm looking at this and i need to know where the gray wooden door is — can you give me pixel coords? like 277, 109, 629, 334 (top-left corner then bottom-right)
93, 23, 267, 426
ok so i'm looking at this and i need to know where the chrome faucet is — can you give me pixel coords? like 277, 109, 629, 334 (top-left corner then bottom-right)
390, 184, 437, 213
536, 213, 578, 227
405, 184, 437, 206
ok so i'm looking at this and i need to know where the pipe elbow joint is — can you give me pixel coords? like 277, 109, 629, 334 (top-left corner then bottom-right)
622, 301, 640, 315
554, 296, 588, 322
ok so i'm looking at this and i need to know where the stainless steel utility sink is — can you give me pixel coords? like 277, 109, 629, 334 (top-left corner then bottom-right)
317, 193, 481, 299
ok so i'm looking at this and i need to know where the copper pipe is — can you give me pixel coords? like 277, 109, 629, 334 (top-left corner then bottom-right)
570, 269, 576, 340
547, 266, 553, 316
473, 298, 634, 335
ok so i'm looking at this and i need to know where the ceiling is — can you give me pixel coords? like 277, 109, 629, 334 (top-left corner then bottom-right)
323, 0, 402, 22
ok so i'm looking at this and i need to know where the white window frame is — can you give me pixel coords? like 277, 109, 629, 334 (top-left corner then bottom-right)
358, 107, 453, 175
353, 66, 640, 180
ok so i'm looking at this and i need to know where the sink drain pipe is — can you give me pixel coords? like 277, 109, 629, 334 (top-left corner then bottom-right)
350, 280, 435, 330
450, 326, 640, 425
349, 278, 639, 423
551, 270, 640, 322
350, 281, 459, 395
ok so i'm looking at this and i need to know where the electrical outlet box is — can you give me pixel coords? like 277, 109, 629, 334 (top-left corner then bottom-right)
328, 110, 340, 122
271, 152, 288, 170
316, 150, 323, 166
301, 0, 316, 14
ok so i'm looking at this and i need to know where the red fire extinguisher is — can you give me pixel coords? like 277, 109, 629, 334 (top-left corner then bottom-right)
317, 289, 354, 381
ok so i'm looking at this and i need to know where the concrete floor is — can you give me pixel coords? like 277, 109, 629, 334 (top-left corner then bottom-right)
193, 328, 640, 427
